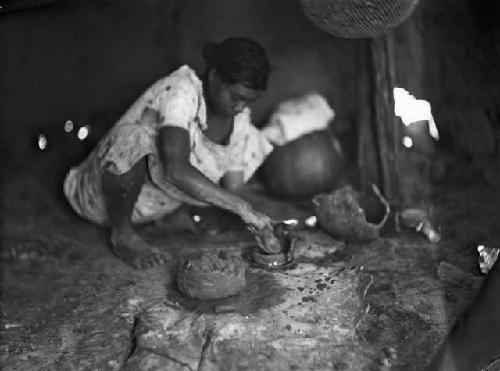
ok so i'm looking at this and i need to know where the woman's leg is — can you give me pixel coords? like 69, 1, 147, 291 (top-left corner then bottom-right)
101, 156, 168, 268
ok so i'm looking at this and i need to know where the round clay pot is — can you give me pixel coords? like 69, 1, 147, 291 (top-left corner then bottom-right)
261, 130, 345, 198
177, 251, 246, 300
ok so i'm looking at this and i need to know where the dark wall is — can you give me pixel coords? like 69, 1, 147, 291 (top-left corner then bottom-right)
395, 0, 500, 160
0, 0, 363, 172
0, 0, 177, 169
1, 0, 499, 175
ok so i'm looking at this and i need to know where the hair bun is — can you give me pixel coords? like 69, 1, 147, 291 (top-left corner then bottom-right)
202, 42, 218, 64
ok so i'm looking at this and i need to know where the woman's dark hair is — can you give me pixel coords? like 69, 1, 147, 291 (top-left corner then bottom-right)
202, 37, 271, 91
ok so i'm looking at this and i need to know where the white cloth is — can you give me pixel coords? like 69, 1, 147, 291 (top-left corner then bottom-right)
261, 92, 335, 146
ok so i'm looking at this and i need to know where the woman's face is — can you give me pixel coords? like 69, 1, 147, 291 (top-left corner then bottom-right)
208, 70, 261, 117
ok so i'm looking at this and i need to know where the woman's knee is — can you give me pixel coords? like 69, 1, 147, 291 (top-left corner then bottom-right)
98, 123, 152, 176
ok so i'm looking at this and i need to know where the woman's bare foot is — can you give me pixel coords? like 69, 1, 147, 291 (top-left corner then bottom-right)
110, 229, 170, 269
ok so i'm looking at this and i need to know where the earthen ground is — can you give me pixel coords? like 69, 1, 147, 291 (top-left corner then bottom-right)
1, 161, 497, 371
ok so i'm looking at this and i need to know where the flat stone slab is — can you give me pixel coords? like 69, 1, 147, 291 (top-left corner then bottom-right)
125, 258, 378, 371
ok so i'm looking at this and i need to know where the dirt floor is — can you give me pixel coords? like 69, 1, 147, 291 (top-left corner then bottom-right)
1, 156, 498, 371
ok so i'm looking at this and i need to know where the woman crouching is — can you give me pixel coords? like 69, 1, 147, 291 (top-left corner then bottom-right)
64, 37, 278, 268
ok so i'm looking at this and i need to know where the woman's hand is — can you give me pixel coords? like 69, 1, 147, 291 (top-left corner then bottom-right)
237, 201, 272, 229
236, 201, 283, 254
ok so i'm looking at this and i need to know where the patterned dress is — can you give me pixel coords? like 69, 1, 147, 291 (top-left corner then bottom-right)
63, 65, 274, 224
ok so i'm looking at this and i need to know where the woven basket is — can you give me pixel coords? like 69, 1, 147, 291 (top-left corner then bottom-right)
301, 0, 420, 38
177, 251, 246, 300
312, 184, 390, 243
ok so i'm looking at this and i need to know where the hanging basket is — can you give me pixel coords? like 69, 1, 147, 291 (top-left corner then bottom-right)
301, 0, 421, 39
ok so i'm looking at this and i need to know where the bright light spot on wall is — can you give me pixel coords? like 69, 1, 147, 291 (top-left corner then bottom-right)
478, 244, 500, 274
402, 136, 414, 148
77, 125, 91, 140
393, 87, 440, 140
64, 120, 74, 133
193, 215, 201, 223
38, 134, 48, 150
305, 215, 317, 227
427, 119, 440, 141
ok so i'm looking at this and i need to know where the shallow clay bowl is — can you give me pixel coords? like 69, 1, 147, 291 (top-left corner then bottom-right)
250, 236, 295, 269
251, 248, 289, 266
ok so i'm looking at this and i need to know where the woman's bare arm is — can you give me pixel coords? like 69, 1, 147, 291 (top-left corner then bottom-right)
159, 126, 270, 228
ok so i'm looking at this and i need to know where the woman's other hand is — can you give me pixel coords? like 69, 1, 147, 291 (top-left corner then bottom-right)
237, 203, 283, 254
238, 202, 271, 229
